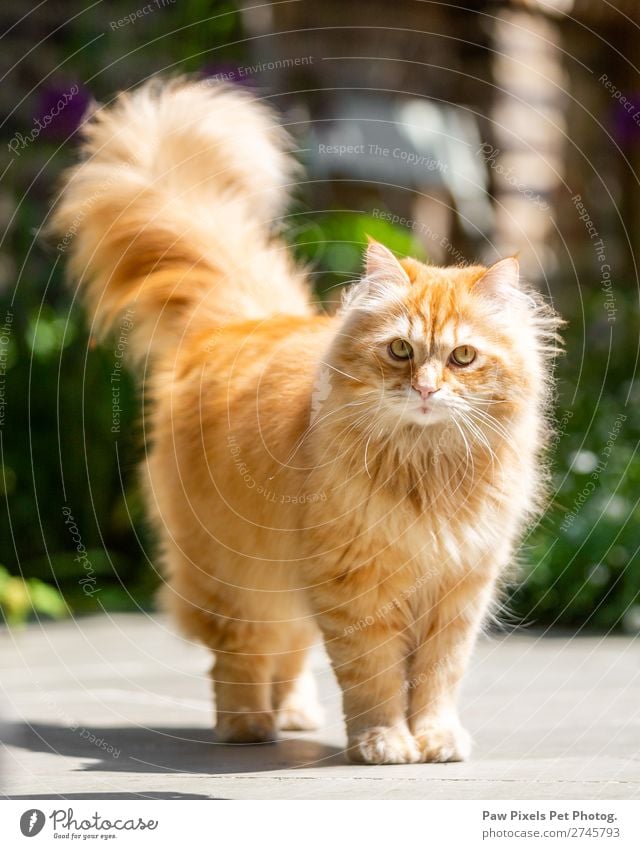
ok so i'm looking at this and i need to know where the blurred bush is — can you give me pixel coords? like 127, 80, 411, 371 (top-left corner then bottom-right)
0, 0, 245, 618
0, 564, 67, 626
511, 287, 640, 633
288, 209, 427, 300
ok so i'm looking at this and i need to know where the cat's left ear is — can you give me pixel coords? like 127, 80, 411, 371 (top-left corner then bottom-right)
474, 257, 520, 302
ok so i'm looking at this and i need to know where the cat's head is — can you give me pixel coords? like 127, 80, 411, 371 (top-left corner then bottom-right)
325, 240, 560, 437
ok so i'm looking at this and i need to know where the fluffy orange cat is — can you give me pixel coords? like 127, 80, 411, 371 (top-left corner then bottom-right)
51, 78, 561, 764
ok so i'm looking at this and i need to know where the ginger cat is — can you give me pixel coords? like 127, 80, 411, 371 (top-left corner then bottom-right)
51, 78, 561, 764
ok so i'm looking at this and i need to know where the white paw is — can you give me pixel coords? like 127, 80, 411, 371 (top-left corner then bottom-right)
276, 669, 324, 731
414, 720, 472, 763
277, 702, 324, 731
348, 726, 421, 765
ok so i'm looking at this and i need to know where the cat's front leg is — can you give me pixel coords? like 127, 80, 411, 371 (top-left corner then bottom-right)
407, 567, 496, 763
317, 612, 420, 765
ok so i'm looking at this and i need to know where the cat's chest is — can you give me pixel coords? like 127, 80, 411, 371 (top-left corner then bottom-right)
303, 447, 515, 580
327, 477, 502, 574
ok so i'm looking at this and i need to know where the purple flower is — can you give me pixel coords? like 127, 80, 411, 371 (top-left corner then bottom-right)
200, 63, 256, 89
610, 91, 640, 148
34, 83, 91, 140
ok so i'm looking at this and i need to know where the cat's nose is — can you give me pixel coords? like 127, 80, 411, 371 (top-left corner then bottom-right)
413, 383, 439, 400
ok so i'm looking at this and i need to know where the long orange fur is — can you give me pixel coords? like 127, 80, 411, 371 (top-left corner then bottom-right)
51, 78, 561, 764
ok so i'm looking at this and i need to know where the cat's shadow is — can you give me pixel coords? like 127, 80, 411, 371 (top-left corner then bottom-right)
2, 720, 344, 776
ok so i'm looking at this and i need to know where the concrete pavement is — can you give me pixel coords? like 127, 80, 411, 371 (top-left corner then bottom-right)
1, 614, 638, 799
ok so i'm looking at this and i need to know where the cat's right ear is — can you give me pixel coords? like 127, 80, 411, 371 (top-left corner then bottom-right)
364, 239, 411, 285
341, 239, 410, 312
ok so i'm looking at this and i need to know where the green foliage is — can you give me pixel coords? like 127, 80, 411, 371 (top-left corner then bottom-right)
511, 287, 640, 632
0, 0, 245, 618
288, 210, 427, 299
0, 565, 68, 626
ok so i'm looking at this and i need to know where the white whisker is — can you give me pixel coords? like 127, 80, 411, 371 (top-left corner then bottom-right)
319, 361, 364, 383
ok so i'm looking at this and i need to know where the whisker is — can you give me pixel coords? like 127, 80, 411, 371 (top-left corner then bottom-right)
465, 407, 512, 442
275, 393, 379, 472
318, 361, 364, 383
450, 412, 473, 470
453, 410, 498, 475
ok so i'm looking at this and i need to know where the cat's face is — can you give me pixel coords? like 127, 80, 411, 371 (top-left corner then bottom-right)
330, 241, 544, 436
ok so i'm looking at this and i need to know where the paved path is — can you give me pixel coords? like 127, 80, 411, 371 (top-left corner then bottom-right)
0, 615, 638, 799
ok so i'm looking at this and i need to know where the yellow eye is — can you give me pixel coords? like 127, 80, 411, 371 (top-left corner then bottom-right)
450, 345, 477, 366
388, 338, 414, 360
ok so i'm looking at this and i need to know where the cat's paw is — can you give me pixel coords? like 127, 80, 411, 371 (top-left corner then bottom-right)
277, 702, 324, 731
276, 671, 324, 731
215, 710, 277, 744
414, 720, 472, 763
347, 726, 421, 765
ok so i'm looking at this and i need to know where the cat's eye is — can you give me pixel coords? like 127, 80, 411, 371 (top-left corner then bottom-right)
388, 338, 414, 361
450, 345, 477, 366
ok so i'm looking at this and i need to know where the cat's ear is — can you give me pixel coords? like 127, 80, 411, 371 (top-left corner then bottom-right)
342, 239, 410, 312
365, 239, 411, 286
474, 257, 520, 301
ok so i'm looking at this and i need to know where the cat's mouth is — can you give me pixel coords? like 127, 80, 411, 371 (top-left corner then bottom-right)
380, 389, 453, 427
415, 404, 446, 418
400, 397, 451, 426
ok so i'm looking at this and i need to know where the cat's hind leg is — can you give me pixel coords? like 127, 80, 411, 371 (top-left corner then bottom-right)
211, 632, 278, 744
272, 627, 324, 731
159, 570, 279, 744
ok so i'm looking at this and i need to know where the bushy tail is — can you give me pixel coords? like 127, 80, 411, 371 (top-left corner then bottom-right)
50, 77, 310, 363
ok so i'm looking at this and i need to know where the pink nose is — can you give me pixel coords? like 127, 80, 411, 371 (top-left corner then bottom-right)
413, 383, 439, 400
